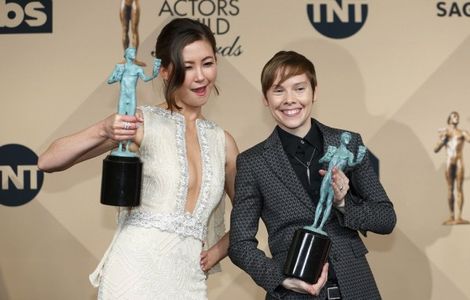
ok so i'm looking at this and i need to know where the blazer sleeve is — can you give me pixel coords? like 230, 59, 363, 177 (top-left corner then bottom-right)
334, 133, 397, 236
228, 152, 286, 296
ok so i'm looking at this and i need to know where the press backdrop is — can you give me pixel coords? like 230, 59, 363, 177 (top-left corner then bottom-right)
2, 1, 470, 299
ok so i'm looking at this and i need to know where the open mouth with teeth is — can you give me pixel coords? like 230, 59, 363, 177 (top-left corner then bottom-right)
192, 86, 207, 96
281, 108, 302, 116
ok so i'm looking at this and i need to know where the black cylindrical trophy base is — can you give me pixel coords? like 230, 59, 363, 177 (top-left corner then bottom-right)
284, 228, 332, 284
100, 155, 142, 207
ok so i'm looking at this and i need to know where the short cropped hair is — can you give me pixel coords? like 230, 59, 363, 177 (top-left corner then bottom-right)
261, 51, 317, 98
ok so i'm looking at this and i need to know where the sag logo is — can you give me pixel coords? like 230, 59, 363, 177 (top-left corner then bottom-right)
0, 144, 44, 206
306, 0, 368, 39
0, 0, 52, 34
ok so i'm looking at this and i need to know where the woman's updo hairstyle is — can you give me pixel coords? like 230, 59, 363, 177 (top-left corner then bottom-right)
152, 18, 218, 111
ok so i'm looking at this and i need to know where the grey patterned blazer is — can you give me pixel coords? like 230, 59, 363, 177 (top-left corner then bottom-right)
229, 119, 396, 300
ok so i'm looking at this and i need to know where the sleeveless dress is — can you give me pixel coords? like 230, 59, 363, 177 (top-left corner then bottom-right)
89, 106, 227, 300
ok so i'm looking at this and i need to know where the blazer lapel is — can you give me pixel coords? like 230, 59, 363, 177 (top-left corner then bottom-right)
262, 129, 315, 214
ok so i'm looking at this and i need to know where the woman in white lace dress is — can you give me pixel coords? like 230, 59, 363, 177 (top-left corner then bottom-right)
38, 18, 239, 299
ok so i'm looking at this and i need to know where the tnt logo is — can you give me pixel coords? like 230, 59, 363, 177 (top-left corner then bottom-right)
0, 144, 44, 206
306, 0, 368, 39
0, 0, 52, 34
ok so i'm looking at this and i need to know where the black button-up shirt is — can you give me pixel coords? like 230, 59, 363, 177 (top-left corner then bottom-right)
277, 119, 324, 203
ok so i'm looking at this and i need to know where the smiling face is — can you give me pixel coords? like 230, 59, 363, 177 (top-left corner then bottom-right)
153, 18, 218, 111
170, 39, 217, 110
264, 71, 316, 137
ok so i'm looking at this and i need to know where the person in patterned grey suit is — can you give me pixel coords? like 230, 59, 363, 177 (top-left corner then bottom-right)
229, 51, 396, 300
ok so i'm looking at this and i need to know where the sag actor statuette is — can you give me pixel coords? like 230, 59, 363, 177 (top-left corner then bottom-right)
284, 132, 366, 283
100, 2, 161, 207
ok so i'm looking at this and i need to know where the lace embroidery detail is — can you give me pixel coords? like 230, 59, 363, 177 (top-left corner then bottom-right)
142, 106, 214, 218
125, 210, 207, 241
175, 115, 188, 213
141, 105, 216, 129
141, 106, 215, 220
193, 119, 213, 220
143, 106, 188, 213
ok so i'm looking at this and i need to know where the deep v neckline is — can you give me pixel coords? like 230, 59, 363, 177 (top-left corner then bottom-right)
183, 119, 204, 215
150, 106, 214, 218
181, 118, 214, 219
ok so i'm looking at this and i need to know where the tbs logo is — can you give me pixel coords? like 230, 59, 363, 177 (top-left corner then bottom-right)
0, 144, 44, 206
0, 0, 52, 34
307, 0, 368, 39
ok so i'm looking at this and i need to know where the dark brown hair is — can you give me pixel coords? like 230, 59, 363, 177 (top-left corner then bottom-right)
261, 51, 317, 99
152, 18, 218, 111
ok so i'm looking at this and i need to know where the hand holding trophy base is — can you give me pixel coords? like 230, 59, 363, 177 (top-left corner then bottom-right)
284, 228, 331, 284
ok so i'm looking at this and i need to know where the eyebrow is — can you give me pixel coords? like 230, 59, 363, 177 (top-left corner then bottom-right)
184, 56, 215, 64
271, 80, 308, 88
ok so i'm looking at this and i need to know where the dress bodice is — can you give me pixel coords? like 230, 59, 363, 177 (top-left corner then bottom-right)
125, 106, 226, 241
90, 105, 227, 288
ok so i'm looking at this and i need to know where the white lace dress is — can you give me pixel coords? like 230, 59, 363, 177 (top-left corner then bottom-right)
89, 106, 227, 300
